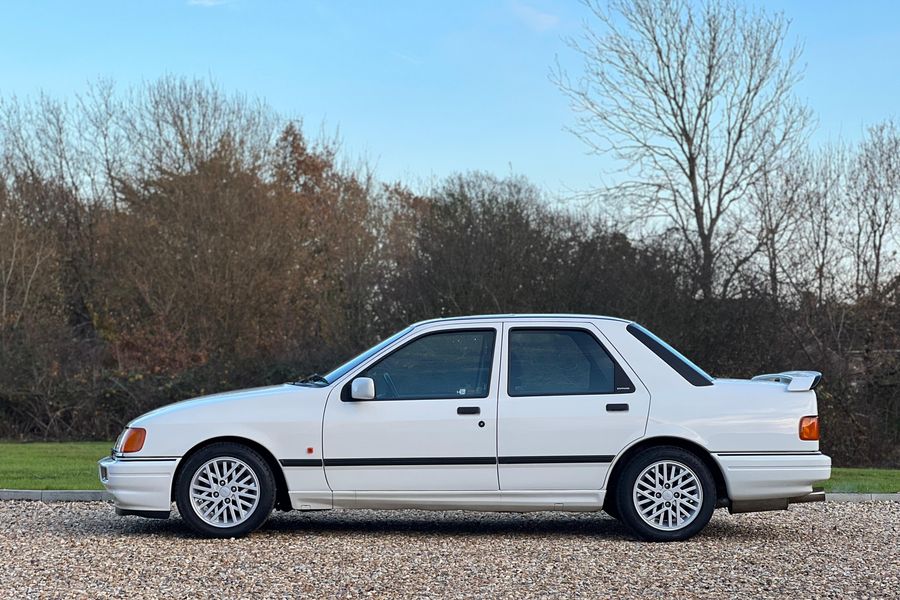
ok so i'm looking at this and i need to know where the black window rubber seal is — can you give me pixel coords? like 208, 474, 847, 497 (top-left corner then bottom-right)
626, 323, 713, 387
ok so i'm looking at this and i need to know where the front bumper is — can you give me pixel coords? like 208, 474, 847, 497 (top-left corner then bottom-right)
98, 456, 178, 513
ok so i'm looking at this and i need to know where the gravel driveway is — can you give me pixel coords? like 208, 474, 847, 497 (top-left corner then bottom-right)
0, 501, 897, 599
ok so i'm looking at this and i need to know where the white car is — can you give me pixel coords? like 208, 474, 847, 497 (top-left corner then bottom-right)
99, 314, 830, 541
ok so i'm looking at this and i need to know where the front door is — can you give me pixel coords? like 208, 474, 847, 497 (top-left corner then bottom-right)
323, 323, 500, 491
497, 321, 651, 490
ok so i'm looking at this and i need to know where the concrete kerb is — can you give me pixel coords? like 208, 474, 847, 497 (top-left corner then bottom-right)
0, 490, 112, 502
825, 492, 900, 503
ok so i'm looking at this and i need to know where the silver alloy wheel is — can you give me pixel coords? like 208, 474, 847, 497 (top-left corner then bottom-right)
632, 460, 703, 531
189, 456, 260, 528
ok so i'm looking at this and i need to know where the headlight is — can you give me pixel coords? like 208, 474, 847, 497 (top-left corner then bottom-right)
116, 427, 147, 453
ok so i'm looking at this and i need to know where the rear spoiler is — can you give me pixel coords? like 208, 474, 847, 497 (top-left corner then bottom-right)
751, 370, 822, 391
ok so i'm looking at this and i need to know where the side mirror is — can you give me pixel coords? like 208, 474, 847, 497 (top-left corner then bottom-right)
350, 377, 376, 401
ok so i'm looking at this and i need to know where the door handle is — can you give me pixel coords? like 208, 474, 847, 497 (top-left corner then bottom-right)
606, 403, 629, 412
457, 406, 480, 415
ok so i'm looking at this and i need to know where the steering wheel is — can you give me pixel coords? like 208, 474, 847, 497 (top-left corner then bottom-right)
382, 372, 400, 398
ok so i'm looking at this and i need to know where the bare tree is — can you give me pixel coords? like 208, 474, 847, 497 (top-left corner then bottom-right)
752, 147, 850, 305
556, 0, 811, 298
0, 188, 55, 334
846, 120, 900, 299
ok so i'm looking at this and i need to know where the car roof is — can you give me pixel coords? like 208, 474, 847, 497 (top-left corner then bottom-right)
412, 314, 632, 328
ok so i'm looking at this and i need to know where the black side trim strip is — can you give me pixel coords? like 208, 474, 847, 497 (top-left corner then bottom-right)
116, 457, 178, 462
280, 459, 324, 467
499, 455, 614, 464
279, 456, 617, 467
325, 457, 496, 466
714, 451, 823, 456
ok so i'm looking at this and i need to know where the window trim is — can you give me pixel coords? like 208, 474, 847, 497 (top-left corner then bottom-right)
626, 323, 713, 387
505, 326, 635, 398
340, 327, 498, 402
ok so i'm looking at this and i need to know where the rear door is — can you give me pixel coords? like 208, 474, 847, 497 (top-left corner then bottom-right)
497, 320, 650, 490
323, 322, 500, 491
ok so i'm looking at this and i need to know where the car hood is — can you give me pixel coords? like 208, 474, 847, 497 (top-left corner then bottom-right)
129, 383, 325, 427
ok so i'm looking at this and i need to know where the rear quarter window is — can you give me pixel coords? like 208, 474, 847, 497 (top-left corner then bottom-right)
626, 323, 713, 387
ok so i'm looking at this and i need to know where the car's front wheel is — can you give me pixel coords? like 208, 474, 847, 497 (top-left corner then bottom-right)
615, 446, 716, 542
175, 442, 275, 538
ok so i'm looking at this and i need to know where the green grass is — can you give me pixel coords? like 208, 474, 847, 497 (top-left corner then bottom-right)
819, 467, 900, 493
0, 442, 898, 493
0, 442, 111, 490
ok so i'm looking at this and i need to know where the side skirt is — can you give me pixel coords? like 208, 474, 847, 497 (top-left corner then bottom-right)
328, 490, 606, 512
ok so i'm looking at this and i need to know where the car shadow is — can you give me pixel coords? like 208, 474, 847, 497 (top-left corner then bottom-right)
262, 510, 635, 539
90, 509, 635, 540
57, 505, 782, 542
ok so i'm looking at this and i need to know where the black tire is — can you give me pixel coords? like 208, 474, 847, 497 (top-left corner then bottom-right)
603, 499, 620, 520
615, 446, 716, 542
175, 442, 276, 538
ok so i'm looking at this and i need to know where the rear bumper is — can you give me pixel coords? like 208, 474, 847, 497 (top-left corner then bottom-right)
716, 451, 832, 502
98, 456, 177, 514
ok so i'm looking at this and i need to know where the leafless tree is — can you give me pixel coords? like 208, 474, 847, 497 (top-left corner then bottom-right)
556, 0, 811, 298
846, 120, 900, 299
0, 189, 55, 334
752, 147, 849, 305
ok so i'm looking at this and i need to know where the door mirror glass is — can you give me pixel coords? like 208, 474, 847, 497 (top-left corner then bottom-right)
350, 377, 376, 401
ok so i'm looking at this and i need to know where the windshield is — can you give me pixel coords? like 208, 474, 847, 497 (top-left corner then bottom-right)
321, 326, 415, 384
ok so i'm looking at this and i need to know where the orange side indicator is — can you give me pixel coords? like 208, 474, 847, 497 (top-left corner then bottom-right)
799, 416, 819, 441
121, 427, 146, 453
307, 447, 315, 454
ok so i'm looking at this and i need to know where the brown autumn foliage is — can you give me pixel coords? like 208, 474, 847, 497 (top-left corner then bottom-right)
0, 78, 896, 467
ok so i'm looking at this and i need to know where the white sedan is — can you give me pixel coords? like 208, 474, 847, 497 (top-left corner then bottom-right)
99, 314, 830, 541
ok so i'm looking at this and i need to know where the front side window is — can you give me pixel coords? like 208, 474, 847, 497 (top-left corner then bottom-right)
508, 328, 634, 396
361, 329, 496, 400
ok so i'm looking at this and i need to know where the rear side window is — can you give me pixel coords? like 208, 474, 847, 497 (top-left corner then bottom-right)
626, 323, 713, 386
362, 329, 496, 400
508, 328, 634, 397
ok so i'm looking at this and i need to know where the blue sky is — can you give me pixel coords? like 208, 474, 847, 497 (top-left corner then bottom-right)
1, 0, 898, 196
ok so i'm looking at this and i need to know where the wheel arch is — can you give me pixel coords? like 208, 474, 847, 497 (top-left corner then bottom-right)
171, 436, 292, 511
604, 436, 729, 510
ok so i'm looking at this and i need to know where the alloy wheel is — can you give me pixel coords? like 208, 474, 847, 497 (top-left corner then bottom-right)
632, 460, 703, 531
188, 456, 261, 528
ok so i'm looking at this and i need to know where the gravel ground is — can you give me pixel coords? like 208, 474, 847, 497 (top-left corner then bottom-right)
0, 501, 897, 599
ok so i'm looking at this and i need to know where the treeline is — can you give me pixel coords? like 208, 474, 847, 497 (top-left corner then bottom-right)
0, 79, 897, 467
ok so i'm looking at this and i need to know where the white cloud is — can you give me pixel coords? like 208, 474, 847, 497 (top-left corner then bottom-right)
509, 0, 560, 32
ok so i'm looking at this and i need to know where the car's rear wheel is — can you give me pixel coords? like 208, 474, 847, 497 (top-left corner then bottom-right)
175, 442, 275, 538
615, 446, 715, 542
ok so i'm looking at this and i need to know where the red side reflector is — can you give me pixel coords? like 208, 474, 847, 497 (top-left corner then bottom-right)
799, 416, 819, 441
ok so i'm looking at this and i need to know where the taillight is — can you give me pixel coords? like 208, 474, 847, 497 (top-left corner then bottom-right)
120, 427, 146, 453
799, 416, 819, 441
